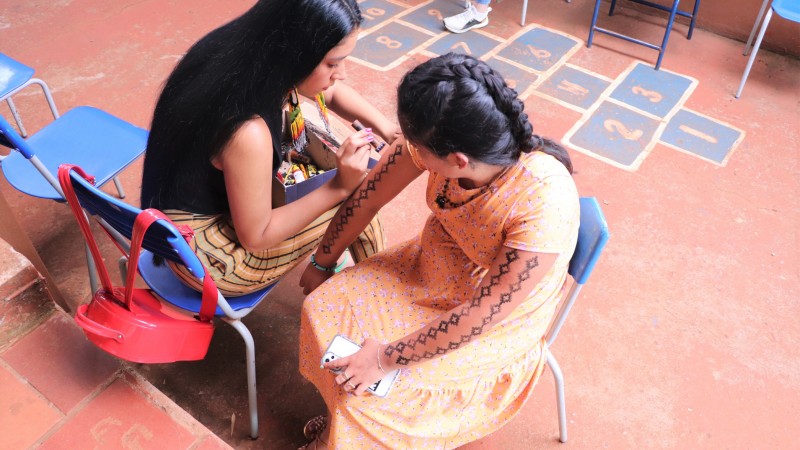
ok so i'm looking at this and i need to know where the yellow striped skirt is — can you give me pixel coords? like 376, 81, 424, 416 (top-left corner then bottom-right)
163, 208, 386, 297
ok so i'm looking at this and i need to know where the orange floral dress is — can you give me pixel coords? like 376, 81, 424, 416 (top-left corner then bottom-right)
299, 149, 580, 449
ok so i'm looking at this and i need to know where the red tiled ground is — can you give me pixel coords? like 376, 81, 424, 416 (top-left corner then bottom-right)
0, 364, 62, 449
2, 313, 120, 413
1, 0, 798, 449
40, 376, 197, 449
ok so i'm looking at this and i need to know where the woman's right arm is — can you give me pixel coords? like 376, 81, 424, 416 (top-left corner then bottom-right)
217, 118, 374, 251
299, 137, 424, 294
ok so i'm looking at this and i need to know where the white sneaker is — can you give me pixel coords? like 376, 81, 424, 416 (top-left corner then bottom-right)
443, 3, 491, 34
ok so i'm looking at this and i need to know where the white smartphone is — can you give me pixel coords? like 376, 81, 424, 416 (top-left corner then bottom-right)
321, 334, 400, 398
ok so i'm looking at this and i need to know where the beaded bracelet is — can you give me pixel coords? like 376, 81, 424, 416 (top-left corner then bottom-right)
310, 253, 348, 273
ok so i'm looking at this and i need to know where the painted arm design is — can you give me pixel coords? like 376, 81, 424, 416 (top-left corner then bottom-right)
384, 247, 550, 366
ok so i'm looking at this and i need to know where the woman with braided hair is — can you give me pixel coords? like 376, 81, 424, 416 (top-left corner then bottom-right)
296, 53, 579, 449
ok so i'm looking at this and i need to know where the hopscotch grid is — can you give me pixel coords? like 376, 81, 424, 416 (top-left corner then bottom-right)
349, 4, 744, 171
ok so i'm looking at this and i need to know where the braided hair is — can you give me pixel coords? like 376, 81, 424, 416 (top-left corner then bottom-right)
397, 53, 572, 173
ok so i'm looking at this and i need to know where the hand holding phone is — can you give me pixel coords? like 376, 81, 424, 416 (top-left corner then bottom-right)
321, 335, 399, 397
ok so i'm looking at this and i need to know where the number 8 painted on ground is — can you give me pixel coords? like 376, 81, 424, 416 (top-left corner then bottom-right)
377, 36, 402, 49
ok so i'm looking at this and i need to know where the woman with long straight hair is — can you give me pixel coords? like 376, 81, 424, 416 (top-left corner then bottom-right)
141, 0, 395, 295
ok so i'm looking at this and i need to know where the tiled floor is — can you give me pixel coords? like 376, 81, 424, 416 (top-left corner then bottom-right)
1, 0, 798, 449
0, 309, 231, 449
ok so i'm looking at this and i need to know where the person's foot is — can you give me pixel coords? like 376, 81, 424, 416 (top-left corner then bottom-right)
303, 415, 327, 441
443, 3, 491, 33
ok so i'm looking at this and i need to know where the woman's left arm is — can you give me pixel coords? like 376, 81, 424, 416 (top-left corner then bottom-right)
324, 82, 399, 143
326, 246, 559, 395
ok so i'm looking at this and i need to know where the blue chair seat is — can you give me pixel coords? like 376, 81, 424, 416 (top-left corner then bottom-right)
138, 251, 275, 316
1, 106, 147, 200
0, 54, 35, 95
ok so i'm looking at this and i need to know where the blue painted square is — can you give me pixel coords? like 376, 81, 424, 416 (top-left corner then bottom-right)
568, 102, 659, 168
610, 63, 693, 118
497, 28, 580, 72
353, 22, 430, 69
538, 66, 611, 110
486, 58, 538, 94
358, 0, 407, 29
427, 32, 503, 59
661, 110, 743, 164
400, 0, 466, 33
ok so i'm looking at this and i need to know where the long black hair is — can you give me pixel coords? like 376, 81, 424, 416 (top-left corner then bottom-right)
397, 53, 572, 173
141, 0, 363, 209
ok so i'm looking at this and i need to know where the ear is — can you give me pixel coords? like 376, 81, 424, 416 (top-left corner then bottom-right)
449, 152, 471, 170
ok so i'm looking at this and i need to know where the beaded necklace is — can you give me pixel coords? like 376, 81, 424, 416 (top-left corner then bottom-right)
435, 178, 488, 209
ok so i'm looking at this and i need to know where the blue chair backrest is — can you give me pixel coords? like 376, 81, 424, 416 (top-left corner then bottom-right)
0, 114, 35, 158
67, 170, 207, 279
568, 197, 610, 285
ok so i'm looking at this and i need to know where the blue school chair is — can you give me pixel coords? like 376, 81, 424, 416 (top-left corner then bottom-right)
60, 167, 276, 440
0, 107, 147, 292
0, 52, 59, 138
544, 196, 610, 442
588, 0, 701, 70
736, 0, 800, 98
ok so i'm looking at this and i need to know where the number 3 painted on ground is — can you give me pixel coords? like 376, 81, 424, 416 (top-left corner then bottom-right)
632, 85, 663, 103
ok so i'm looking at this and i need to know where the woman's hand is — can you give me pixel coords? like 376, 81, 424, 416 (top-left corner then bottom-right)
299, 261, 335, 295
324, 338, 385, 396
331, 130, 373, 194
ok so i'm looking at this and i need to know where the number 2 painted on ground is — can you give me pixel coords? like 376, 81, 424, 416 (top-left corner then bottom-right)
604, 119, 643, 140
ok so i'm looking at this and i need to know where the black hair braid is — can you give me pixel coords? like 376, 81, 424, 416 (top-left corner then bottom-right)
453, 58, 535, 156
454, 57, 573, 173
398, 53, 573, 173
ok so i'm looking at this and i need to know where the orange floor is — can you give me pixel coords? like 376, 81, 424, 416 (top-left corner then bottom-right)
1, 0, 798, 449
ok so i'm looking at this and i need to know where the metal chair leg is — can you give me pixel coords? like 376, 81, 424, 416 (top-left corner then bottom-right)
521, 0, 529, 26
588, 0, 604, 47
654, 0, 681, 70
547, 349, 568, 443
736, 7, 773, 98
687, 0, 701, 39
5, 98, 28, 137
224, 318, 260, 440
112, 176, 126, 199
85, 242, 99, 294
744, 0, 771, 55
31, 79, 60, 119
